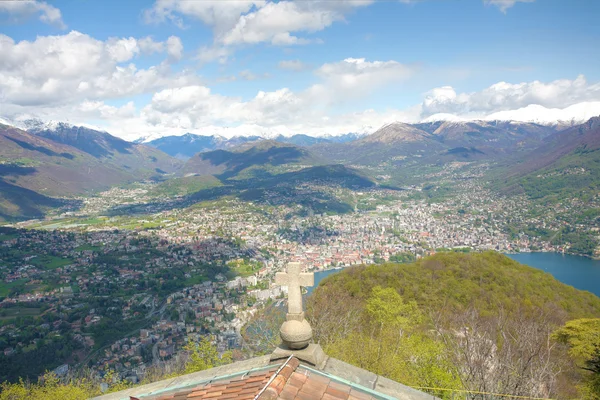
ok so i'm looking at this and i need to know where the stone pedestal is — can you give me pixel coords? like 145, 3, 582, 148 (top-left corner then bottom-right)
271, 343, 328, 369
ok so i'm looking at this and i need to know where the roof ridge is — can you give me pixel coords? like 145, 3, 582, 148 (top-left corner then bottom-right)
256, 356, 300, 400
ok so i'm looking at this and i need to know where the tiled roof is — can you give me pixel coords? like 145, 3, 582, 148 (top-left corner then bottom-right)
140, 367, 276, 400
135, 357, 378, 400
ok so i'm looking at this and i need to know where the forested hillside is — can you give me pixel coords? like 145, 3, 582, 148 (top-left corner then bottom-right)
498, 117, 600, 201
308, 252, 600, 399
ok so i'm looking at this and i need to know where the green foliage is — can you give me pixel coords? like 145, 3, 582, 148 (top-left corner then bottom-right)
554, 318, 600, 365
316, 251, 600, 318
30, 255, 73, 270
365, 286, 422, 328
227, 258, 261, 278
554, 319, 600, 399
388, 252, 416, 263
319, 286, 460, 398
0, 373, 99, 400
310, 252, 600, 399
183, 337, 232, 374
102, 368, 133, 394
241, 304, 285, 356
0, 279, 28, 298
74, 244, 103, 251
0, 335, 82, 383
88, 318, 147, 350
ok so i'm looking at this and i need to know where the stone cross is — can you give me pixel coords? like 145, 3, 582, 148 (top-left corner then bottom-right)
275, 262, 314, 315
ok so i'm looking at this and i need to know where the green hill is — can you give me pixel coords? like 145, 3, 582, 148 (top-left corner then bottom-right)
312, 251, 600, 318
182, 140, 323, 180
308, 252, 600, 399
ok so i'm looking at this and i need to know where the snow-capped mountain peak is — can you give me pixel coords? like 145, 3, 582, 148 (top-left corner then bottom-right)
484, 102, 600, 125
419, 102, 600, 126
421, 113, 468, 123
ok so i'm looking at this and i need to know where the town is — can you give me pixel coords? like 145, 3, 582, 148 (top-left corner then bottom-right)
1, 171, 599, 383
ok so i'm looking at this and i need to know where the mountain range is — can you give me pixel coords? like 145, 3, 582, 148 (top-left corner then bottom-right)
142, 120, 560, 164
0, 113, 599, 222
141, 132, 363, 159
498, 116, 600, 200
0, 122, 181, 221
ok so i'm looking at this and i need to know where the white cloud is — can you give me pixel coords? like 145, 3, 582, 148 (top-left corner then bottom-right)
78, 101, 137, 119
0, 31, 197, 106
238, 70, 270, 81
166, 36, 184, 61
484, 101, 600, 124
144, 0, 259, 32
146, 0, 372, 54
278, 60, 310, 71
483, 0, 535, 13
0, 0, 66, 29
140, 85, 305, 129
112, 56, 417, 138
197, 45, 233, 65
138, 36, 165, 55
239, 70, 258, 81
217, 1, 370, 46
101, 73, 600, 140
421, 75, 600, 117
2, 31, 598, 142
309, 58, 415, 104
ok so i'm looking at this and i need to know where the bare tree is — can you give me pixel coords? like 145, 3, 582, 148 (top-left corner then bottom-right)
307, 284, 363, 348
240, 306, 285, 356
433, 306, 567, 399
423, 259, 444, 285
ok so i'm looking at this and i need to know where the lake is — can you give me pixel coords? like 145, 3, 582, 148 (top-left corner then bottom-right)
507, 253, 600, 297
308, 253, 600, 297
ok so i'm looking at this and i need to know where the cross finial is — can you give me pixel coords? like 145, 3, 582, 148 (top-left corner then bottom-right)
275, 262, 314, 315
274, 262, 314, 350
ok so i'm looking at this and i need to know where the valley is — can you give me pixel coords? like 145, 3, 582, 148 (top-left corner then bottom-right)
0, 116, 599, 396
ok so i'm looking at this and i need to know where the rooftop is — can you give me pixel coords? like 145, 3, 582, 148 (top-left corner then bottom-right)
93, 353, 435, 400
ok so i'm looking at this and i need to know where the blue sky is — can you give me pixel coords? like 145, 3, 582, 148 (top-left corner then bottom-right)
1, 0, 599, 139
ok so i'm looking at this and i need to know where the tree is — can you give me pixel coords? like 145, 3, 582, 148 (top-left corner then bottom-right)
312, 286, 460, 398
434, 306, 564, 400
183, 338, 232, 374
554, 318, 600, 399
0, 373, 98, 400
365, 286, 421, 329
422, 259, 444, 284
240, 305, 285, 356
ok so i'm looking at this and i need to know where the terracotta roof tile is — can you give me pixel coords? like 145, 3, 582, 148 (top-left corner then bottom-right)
279, 386, 299, 400
142, 356, 381, 400
328, 382, 351, 394
323, 394, 345, 400
325, 386, 350, 399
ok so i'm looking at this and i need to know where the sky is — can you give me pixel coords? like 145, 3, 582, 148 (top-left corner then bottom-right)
1, 0, 600, 140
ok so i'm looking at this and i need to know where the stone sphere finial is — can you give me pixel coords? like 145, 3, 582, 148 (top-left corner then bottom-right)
280, 319, 313, 350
